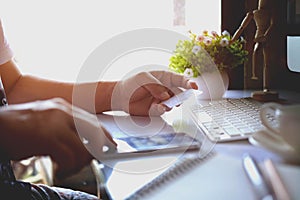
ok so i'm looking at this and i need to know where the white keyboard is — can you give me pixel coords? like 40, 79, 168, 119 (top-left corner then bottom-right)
189, 98, 275, 142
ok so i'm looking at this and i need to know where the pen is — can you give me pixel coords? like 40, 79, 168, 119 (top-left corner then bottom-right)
263, 159, 291, 200
242, 154, 274, 200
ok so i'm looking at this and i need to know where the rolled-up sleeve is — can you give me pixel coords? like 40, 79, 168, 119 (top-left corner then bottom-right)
0, 19, 13, 65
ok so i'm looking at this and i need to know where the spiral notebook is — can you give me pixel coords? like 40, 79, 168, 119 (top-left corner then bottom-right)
124, 151, 216, 200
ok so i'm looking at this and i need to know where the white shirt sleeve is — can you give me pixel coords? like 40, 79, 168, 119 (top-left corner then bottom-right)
0, 19, 13, 65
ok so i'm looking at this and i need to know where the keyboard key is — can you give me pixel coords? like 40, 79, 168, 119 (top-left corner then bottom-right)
223, 127, 241, 136
195, 112, 213, 123
238, 127, 253, 134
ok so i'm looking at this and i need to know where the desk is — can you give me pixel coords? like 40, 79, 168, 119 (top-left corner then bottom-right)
92, 90, 300, 200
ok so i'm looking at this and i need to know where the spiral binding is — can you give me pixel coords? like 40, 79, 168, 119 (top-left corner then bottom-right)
125, 151, 216, 200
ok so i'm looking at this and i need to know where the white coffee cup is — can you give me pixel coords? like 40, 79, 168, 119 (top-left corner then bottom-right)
260, 102, 300, 151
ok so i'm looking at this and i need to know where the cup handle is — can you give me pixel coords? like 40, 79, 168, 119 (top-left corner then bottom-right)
260, 103, 281, 135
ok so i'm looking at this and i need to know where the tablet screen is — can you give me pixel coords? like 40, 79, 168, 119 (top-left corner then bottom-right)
119, 132, 199, 151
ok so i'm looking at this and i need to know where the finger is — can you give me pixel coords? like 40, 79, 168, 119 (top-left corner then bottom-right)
149, 103, 167, 116
68, 105, 115, 150
101, 126, 118, 147
58, 128, 93, 167
134, 72, 171, 101
51, 142, 77, 179
170, 73, 193, 89
169, 87, 184, 96
152, 97, 171, 111
151, 71, 193, 89
143, 83, 171, 101
54, 100, 117, 155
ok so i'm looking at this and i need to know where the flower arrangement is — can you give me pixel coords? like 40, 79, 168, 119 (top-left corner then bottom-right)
169, 30, 248, 78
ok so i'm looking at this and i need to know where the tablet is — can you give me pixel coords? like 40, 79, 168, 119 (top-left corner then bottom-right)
101, 132, 200, 160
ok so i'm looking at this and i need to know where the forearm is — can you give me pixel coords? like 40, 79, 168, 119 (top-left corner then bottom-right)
0, 60, 74, 105
1, 60, 117, 113
6, 74, 73, 104
6, 74, 117, 113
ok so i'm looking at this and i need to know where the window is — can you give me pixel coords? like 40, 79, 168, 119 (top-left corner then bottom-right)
0, 0, 220, 81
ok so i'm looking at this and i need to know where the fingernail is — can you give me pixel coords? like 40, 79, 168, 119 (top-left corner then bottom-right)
189, 81, 198, 90
160, 92, 170, 100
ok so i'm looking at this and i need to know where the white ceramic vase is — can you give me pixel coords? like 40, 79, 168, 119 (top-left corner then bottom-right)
190, 70, 229, 100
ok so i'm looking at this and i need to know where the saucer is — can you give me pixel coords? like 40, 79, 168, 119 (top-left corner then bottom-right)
249, 129, 300, 164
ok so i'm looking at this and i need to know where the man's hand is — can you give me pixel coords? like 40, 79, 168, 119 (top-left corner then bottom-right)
0, 98, 116, 178
112, 71, 197, 116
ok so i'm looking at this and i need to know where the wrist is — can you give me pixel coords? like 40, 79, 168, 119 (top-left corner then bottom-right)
110, 81, 125, 112
95, 81, 120, 113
